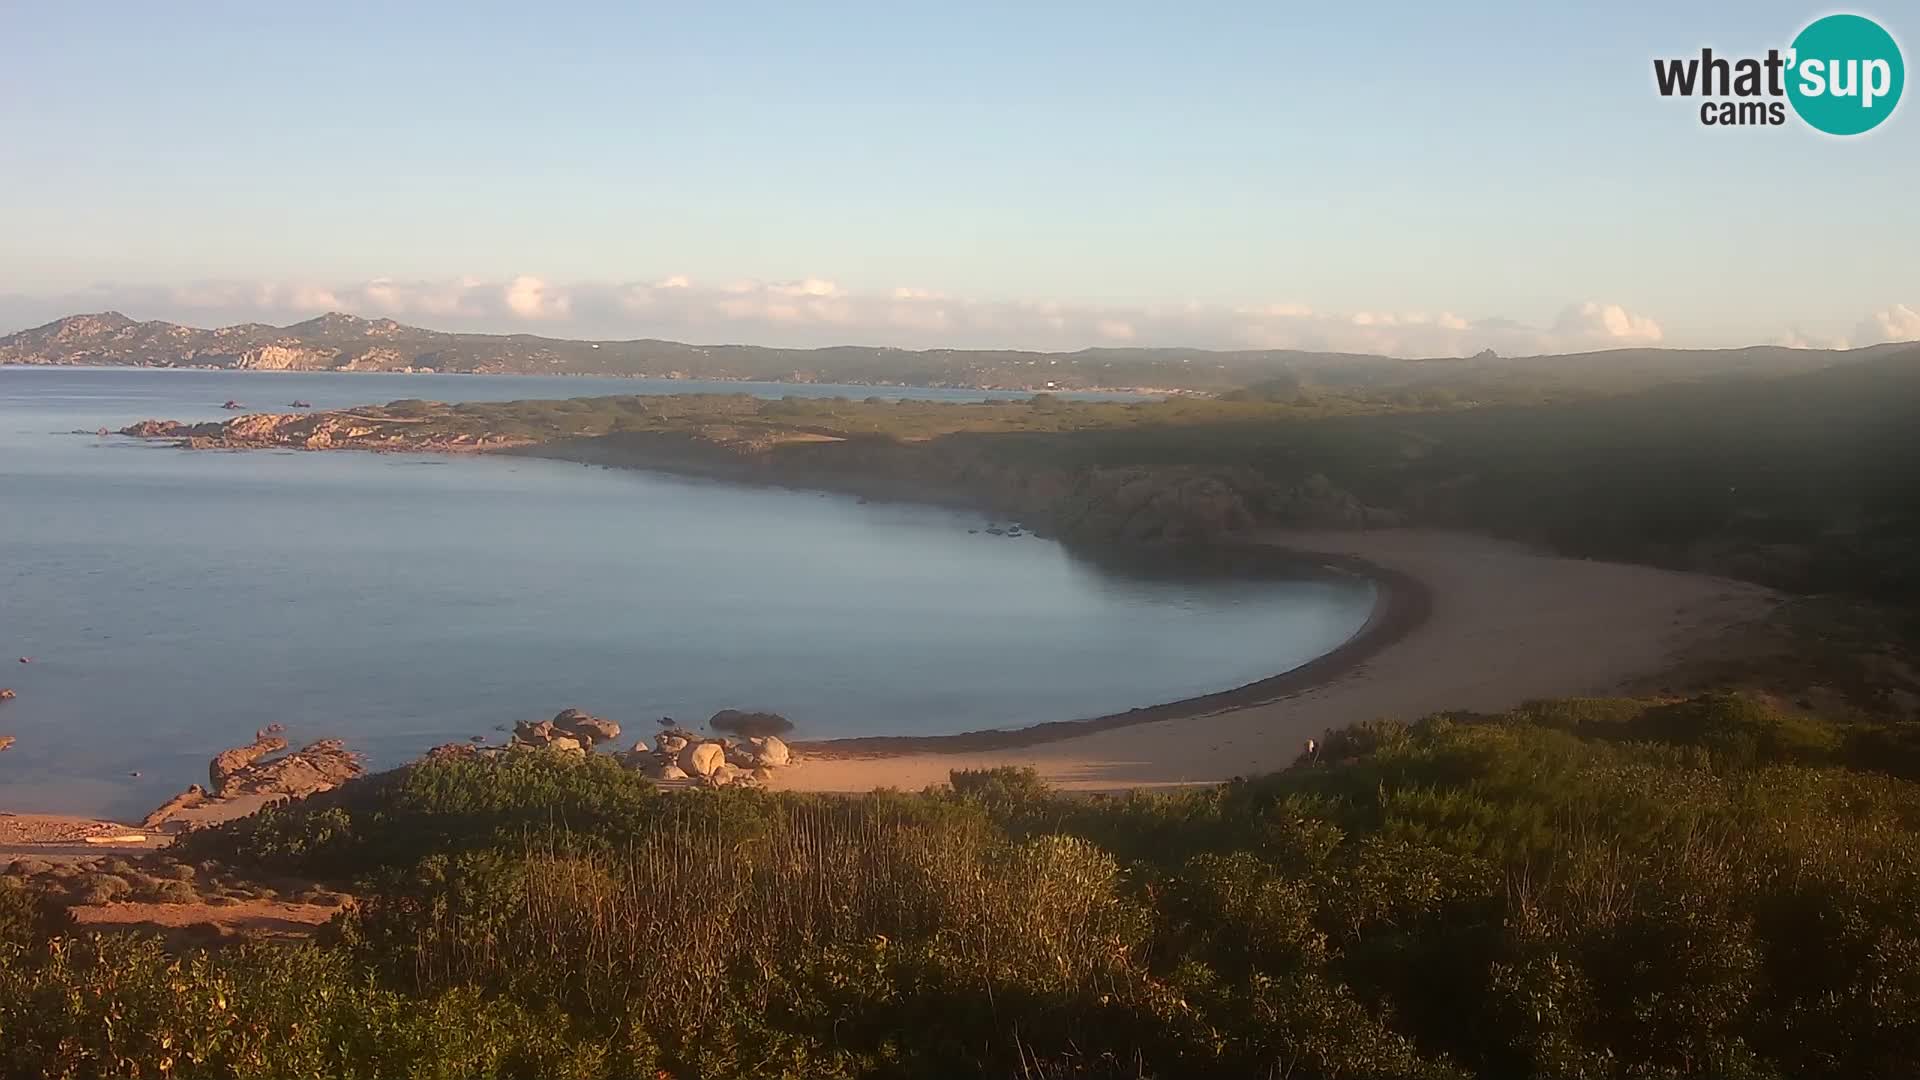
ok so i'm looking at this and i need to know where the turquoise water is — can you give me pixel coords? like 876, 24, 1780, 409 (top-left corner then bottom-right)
0, 367, 1373, 819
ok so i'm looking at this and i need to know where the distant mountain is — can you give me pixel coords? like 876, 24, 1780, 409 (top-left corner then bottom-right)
0, 311, 1905, 394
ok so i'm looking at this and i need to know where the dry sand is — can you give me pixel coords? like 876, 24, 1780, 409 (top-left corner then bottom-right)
769, 528, 1779, 794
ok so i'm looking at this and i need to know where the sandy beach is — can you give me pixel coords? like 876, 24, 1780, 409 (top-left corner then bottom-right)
769, 528, 1779, 794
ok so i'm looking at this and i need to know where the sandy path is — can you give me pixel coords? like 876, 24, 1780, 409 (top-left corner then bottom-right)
0, 796, 276, 863
769, 529, 1778, 794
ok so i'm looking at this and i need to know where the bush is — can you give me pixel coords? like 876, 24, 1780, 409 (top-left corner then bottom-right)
11, 695, 1920, 1077
143, 879, 199, 905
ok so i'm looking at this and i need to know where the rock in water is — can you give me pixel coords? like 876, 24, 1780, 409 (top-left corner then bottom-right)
220, 739, 363, 798
0, 735, 14, 753
708, 709, 795, 737
551, 708, 621, 746
0, 688, 15, 700
512, 719, 558, 746
679, 741, 725, 778
209, 727, 289, 795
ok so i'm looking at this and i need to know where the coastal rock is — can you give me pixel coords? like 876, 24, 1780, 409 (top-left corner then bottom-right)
656, 734, 689, 755
512, 719, 558, 746
119, 419, 194, 438
551, 708, 620, 746
629, 738, 650, 754
0, 735, 13, 753
707, 763, 739, 787
140, 784, 209, 829
751, 767, 774, 783
709, 709, 795, 737
209, 727, 289, 795
546, 735, 585, 755
679, 741, 726, 778
0, 688, 15, 701
219, 738, 362, 798
650, 762, 689, 782
747, 735, 791, 768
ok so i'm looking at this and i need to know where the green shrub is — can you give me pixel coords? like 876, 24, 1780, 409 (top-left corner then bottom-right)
9, 694, 1917, 1077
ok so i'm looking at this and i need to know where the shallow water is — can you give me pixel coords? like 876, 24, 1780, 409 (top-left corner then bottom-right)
0, 367, 1373, 818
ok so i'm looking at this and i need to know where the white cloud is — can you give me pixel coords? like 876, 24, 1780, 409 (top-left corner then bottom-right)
502, 275, 570, 320
1551, 301, 1664, 346
1856, 304, 1920, 345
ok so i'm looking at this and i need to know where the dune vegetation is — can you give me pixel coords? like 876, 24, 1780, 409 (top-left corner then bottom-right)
5, 693, 1920, 1078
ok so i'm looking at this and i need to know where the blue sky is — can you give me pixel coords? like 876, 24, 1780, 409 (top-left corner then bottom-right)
1, 1, 1914, 354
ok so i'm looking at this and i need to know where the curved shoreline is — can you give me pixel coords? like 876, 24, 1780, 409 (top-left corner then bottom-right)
95, 417, 1780, 799
794, 544, 1430, 758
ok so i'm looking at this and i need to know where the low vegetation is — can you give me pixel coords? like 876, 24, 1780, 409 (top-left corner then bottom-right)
5, 693, 1920, 1078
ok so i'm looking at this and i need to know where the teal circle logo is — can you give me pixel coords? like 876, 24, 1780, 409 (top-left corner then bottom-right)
1787, 14, 1904, 135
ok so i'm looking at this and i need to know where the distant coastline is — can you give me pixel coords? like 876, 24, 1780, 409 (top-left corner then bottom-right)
0, 360, 1176, 399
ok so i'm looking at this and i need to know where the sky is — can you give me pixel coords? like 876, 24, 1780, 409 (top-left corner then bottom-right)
1, 1, 1915, 356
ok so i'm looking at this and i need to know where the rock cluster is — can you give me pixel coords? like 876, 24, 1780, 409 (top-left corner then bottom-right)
510, 707, 622, 753
629, 722, 794, 788
144, 728, 365, 829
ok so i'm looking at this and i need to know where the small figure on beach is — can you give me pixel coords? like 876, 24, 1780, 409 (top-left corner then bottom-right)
1303, 737, 1319, 764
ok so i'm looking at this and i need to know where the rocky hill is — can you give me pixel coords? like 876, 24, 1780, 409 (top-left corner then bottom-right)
3, 310, 1899, 394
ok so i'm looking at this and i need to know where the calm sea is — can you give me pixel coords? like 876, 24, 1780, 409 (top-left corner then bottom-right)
0, 367, 1372, 818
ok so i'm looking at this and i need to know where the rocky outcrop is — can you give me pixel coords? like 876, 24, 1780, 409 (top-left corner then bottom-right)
237, 344, 338, 370
209, 728, 289, 795
709, 709, 795, 737
222, 739, 361, 798
623, 723, 798, 788
139, 785, 209, 829
551, 708, 621, 746
146, 732, 365, 828
512, 708, 621, 752
0, 735, 13, 753
119, 410, 536, 454
0, 688, 15, 700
